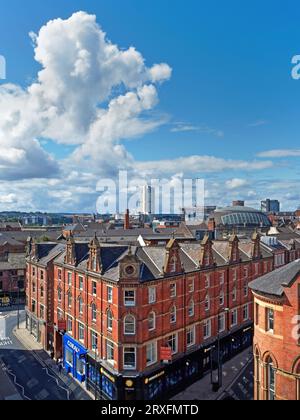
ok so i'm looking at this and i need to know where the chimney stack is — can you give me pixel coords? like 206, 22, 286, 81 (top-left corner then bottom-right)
208, 218, 216, 232
124, 209, 130, 230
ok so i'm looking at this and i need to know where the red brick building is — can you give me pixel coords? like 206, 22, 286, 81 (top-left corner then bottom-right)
28, 231, 275, 400
0, 250, 26, 307
25, 241, 65, 349
250, 261, 300, 400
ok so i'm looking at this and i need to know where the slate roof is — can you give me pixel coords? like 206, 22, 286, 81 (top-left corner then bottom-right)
249, 259, 300, 297
38, 244, 66, 266
0, 253, 26, 270
34, 235, 275, 283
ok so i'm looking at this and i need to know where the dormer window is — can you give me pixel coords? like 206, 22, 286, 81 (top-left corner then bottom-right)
170, 256, 177, 273
92, 257, 97, 271
204, 254, 210, 266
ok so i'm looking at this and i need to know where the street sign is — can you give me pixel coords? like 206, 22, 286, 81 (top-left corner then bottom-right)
160, 346, 172, 362
58, 320, 67, 331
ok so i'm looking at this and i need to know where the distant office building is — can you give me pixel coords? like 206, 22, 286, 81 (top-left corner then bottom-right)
141, 185, 156, 215
261, 199, 280, 213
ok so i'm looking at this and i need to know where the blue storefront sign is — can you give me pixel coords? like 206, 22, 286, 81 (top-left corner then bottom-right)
63, 334, 87, 382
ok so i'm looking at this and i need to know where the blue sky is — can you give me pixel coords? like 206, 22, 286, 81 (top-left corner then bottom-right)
0, 0, 300, 212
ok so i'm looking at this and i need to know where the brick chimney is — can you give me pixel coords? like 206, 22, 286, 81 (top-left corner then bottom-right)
124, 209, 130, 230
208, 218, 216, 232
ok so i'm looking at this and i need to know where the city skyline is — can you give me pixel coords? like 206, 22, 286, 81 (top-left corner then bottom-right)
1, 1, 300, 213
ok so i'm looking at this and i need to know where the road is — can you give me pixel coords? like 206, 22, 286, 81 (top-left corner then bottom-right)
220, 359, 254, 400
0, 310, 72, 400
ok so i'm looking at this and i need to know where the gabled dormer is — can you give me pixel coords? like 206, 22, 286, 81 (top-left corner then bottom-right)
164, 239, 183, 275
64, 235, 76, 266
251, 230, 261, 260
26, 236, 33, 258
229, 233, 240, 263
200, 234, 215, 268
119, 247, 140, 283
88, 234, 102, 273
31, 239, 38, 261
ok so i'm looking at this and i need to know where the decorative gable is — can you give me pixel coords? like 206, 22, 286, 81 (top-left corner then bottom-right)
251, 231, 261, 260
119, 247, 140, 283
87, 234, 102, 273
200, 234, 215, 268
64, 235, 76, 266
229, 234, 240, 263
164, 239, 183, 275
26, 236, 33, 257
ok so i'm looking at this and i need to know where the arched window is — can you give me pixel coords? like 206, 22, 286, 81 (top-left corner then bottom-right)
266, 357, 276, 400
67, 291, 72, 308
148, 311, 156, 331
92, 257, 97, 271
124, 314, 136, 335
91, 303, 97, 322
107, 309, 113, 331
188, 300, 195, 317
78, 297, 84, 314
293, 359, 300, 401
170, 256, 177, 273
170, 305, 177, 324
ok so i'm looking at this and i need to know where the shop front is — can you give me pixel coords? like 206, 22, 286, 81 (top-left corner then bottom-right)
86, 355, 120, 400
63, 334, 87, 383
25, 310, 44, 344
86, 324, 253, 401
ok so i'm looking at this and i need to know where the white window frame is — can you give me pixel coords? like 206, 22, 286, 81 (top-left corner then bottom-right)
148, 311, 156, 331
167, 333, 178, 354
79, 276, 84, 291
170, 305, 177, 324
205, 294, 210, 312
188, 300, 195, 317
107, 310, 113, 332
106, 340, 114, 365
243, 304, 249, 321
67, 316, 73, 334
188, 279, 195, 293
124, 289, 136, 307
220, 291, 224, 307
123, 347, 137, 370
205, 274, 210, 289
146, 341, 157, 366
267, 308, 274, 333
92, 281, 97, 296
218, 313, 226, 333
187, 326, 195, 347
231, 309, 238, 327
107, 286, 113, 304
170, 283, 177, 298
78, 322, 85, 342
148, 286, 156, 304
124, 314, 136, 336
220, 272, 225, 285
204, 319, 211, 339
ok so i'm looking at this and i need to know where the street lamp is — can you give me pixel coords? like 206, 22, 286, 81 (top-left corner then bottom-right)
212, 308, 230, 391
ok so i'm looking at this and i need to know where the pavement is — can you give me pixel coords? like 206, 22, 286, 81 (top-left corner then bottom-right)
0, 310, 91, 400
173, 347, 254, 401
